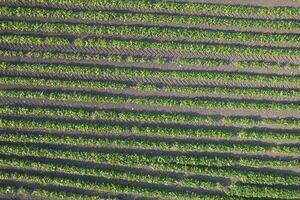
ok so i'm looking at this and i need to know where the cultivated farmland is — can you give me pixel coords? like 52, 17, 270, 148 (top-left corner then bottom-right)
1, 0, 300, 199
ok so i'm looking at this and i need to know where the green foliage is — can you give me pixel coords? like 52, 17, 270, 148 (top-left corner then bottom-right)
0, 35, 69, 45
2, 5, 300, 30
0, 49, 226, 67
2, 20, 300, 45
2, 62, 300, 84
1, 145, 300, 186
1, 1, 300, 199
1, 89, 300, 113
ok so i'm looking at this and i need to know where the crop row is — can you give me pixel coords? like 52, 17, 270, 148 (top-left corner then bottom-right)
1, 5, 300, 31
0, 49, 228, 68
1, 90, 297, 121
2, 20, 300, 46
4, 93, 300, 128
1, 113, 300, 165
0, 157, 299, 198
0, 37, 298, 66
1, 112, 298, 141
4, 49, 297, 70
0, 115, 234, 139
1, 97, 299, 139
0, 184, 115, 200
0, 144, 299, 188
0, 35, 69, 46
5, 0, 300, 19
1, 132, 299, 170
5, 85, 299, 113
0, 168, 209, 200
5, 0, 300, 18
0, 154, 225, 190
2, 47, 300, 82
2, 86, 300, 117
4, 80, 299, 108
3, 103, 300, 139
3, 73, 300, 101
0, 105, 215, 125
1, 124, 300, 158
2, 34, 300, 60
2, 62, 300, 86
227, 183, 300, 199
0, 77, 128, 91
1, 101, 300, 128
73, 37, 300, 58
4, 150, 300, 189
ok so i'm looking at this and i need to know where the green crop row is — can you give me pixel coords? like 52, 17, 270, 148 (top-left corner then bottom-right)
0, 168, 211, 200
0, 111, 297, 141
0, 95, 300, 128
0, 126, 299, 158
160, 84, 300, 100
2, 156, 300, 199
1, 33, 299, 63
0, 49, 227, 67
2, 33, 298, 59
0, 116, 233, 139
1, 5, 300, 31
0, 103, 293, 128
228, 184, 300, 198
5, 47, 299, 71
2, 48, 300, 70
0, 104, 300, 153
0, 35, 69, 46
2, 103, 300, 140
3, 75, 300, 102
1, 88, 300, 116
0, 155, 223, 190
6, 0, 300, 18
0, 186, 35, 200
6, 48, 298, 70
0, 185, 116, 200
0, 105, 215, 125
1, 62, 300, 85
0, 106, 299, 142
74, 37, 300, 57
2, 20, 300, 45
1, 130, 298, 170
0, 77, 128, 91
1, 145, 299, 186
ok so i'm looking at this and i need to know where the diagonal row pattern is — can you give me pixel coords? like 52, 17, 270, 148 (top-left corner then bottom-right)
1, 0, 300, 200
